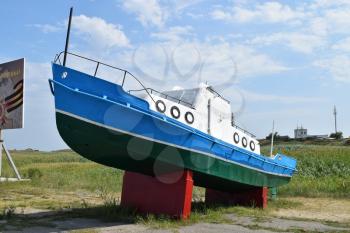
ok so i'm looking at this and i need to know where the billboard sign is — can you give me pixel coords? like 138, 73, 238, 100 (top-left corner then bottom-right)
0, 58, 24, 129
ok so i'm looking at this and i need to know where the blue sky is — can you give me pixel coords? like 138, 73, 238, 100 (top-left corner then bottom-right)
1, 0, 349, 151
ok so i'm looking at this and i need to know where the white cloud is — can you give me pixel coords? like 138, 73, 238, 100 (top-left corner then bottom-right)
186, 12, 204, 19
129, 41, 287, 91
225, 44, 288, 77
30, 24, 62, 33
72, 15, 130, 49
25, 62, 51, 92
249, 33, 326, 54
314, 55, 350, 83
211, 9, 232, 21
308, 17, 328, 36
332, 37, 350, 52
323, 8, 350, 34
211, 2, 305, 24
242, 90, 324, 104
173, 0, 204, 12
310, 0, 350, 9
151, 26, 194, 41
121, 0, 166, 27
307, 2, 350, 36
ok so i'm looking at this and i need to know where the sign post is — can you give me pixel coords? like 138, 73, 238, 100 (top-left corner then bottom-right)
0, 130, 2, 177
0, 58, 26, 182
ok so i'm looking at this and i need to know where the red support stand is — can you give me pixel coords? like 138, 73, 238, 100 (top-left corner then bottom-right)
121, 170, 193, 219
205, 187, 268, 209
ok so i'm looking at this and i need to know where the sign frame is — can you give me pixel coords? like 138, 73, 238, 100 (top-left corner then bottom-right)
0, 58, 25, 130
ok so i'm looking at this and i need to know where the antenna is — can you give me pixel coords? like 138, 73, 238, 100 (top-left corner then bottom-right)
270, 120, 275, 157
63, 7, 73, 67
333, 105, 337, 133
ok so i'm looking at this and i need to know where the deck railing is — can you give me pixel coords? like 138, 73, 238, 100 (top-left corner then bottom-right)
128, 88, 195, 109
54, 51, 156, 103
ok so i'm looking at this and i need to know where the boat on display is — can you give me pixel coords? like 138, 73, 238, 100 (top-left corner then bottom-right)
49, 50, 296, 192
49, 8, 296, 193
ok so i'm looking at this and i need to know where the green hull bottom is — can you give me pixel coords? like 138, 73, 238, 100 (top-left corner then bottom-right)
56, 112, 291, 192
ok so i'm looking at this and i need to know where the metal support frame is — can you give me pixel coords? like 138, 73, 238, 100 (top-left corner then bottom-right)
121, 71, 126, 87
0, 129, 27, 182
94, 62, 100, 77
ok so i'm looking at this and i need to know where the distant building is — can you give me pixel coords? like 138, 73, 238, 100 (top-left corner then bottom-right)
294, 126, 307, 139
294, 126, 329, 139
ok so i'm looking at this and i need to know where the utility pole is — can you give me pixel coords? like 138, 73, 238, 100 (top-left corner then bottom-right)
333, 105, 337, 134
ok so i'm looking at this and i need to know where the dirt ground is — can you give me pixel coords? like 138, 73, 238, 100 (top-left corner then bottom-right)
272, 197, 350, 223
1, 197, 350, 233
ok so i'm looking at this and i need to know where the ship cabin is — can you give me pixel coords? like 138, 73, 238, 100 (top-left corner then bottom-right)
143, 83, 260, 154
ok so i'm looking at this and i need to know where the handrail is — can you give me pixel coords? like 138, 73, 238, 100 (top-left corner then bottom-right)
207, 86, 230, 104
128, 88, 195, 109
54, 51, 156, 103
49, 78, 295, 174
233, 124, 256, 138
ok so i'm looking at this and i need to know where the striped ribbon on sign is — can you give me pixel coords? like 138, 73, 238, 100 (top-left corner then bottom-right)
4, 80, 23, 113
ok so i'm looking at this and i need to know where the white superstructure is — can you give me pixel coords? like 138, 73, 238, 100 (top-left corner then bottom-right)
144, 83, 260, 154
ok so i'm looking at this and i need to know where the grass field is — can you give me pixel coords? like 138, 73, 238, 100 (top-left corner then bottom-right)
262, 143, 350, 198
0, 142, 349, 229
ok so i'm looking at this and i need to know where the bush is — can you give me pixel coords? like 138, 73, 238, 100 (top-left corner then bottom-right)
344, 138, 350, 146
26, 168, 43, 179
265, 132, 290, 141
330, 132, 343, 139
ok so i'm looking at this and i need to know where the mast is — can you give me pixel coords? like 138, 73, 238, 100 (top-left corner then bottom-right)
63, 7, 73, 67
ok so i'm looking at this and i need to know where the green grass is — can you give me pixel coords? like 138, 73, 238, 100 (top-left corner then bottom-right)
0, 150, 123, 193
1, 142, 349, 205
262, 143, 350, 198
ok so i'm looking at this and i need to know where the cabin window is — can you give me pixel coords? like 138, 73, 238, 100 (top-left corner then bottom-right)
185, 112, 194, 124
250, 141, 255, 151
170, 106, 180, 119
242, 137, 248, 148
162, 88, 199, 107
233, 132, 240, 144
155, 100, 166, 113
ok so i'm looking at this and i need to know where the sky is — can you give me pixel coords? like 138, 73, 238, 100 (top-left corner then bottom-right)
0, 0, 349, 151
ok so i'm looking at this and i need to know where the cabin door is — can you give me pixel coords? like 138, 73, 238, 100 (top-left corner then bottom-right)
208, 97, 227, 140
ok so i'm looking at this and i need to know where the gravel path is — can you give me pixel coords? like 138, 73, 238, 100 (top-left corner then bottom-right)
2, 213, 349, 233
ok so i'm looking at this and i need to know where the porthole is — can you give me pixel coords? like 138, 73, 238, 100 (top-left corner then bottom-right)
250, 141, 255, 151
155, 100, 166, 113
170, 106, 180, 119
233, 132, 240, 144
185, 112, 194, 124
242, 137, 248, 148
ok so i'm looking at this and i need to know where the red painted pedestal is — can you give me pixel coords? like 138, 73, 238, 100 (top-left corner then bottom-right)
205, 187, 268, 209
121, 170, 193, 219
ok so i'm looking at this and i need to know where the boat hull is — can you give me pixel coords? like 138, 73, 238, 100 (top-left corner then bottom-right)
51, 63, 295, 192
56, 111, 290, 192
